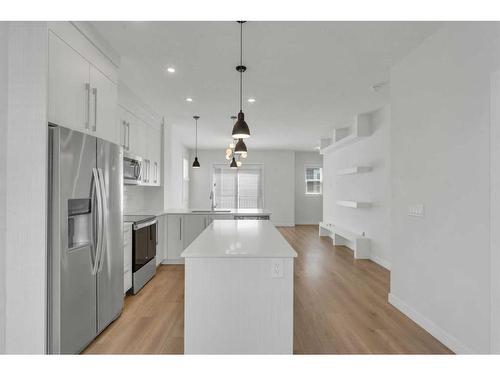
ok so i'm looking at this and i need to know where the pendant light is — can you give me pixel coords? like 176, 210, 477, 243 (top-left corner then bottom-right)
232, 21, 251, 139
234, 138, 247, 155
230, 157, 238, 169
225, 116, 238, 160
192, 115, 200, 168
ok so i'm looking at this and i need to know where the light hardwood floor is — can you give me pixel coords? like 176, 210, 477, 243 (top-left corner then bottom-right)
83, 224, 452, 354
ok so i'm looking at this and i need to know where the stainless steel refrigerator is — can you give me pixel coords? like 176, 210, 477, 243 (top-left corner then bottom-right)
47, 125, 124, 354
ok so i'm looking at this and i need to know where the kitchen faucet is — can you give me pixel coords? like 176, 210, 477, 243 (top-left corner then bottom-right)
209, 190, 216, 211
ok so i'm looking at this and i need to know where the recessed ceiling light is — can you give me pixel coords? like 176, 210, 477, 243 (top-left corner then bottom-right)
247, 98, 256, 103
186, 97, 193, 102
167, 67, 176, 73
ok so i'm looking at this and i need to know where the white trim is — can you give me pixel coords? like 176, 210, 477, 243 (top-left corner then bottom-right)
388, 293, 472, 354
304, 165, 323, 195
370, 255, 391, 270
273, 223, 295, 227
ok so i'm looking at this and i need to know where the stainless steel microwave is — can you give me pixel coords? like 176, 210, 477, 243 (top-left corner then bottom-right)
123, 152, 143, 185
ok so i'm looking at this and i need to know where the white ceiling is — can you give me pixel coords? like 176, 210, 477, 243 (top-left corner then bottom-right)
92, 21, 441, 151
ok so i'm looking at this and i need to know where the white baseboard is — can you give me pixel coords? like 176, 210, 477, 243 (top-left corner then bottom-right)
161, 259, 185, 265
388, 293, 472, 354
274, 223, 295, 227
370, 255, 391, 270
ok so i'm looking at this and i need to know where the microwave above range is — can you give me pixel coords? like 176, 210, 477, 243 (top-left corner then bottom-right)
123, 152, 143, 185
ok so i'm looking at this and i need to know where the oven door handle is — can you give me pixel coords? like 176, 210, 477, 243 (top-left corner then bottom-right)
133, 218, 157, 231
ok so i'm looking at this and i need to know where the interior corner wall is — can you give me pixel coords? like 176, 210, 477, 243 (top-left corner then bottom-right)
322, 106, 391, 269
294, 152, 323, 225
0, 22, 8, 354
5, 22, 48, 354
390, 22, 500, 354
164, 123, 189, 209
188, 150, 296, 226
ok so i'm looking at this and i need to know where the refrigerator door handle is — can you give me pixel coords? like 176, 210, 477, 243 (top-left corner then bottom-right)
91, 168, 103, 275
97, 168, 108, 272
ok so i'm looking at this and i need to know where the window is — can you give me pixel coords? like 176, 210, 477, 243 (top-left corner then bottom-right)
305, 166, 322, 195
213, 165, 264, 209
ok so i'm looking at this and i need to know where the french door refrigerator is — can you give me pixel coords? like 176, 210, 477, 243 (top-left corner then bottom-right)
47, 125, 123, 354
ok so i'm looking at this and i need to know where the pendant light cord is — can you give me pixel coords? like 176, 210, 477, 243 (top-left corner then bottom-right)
239, 21, 243, 112
195, 118, 198, 157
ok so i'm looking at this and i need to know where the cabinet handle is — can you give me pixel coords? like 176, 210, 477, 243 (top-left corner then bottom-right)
147, 160, 150, 183
127, 122, 130, 150
85, 83, 90, 130
122, 121, 127, 148
92, 88, 97, 132
154, 162, 158, 184
179, 217, 182, 240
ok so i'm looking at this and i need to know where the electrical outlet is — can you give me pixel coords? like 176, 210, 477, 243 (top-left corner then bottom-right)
408, 204, 425, 217
271, 259, 284, 278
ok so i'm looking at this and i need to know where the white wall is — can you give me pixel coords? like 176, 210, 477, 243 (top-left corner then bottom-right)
189, 150, 296, 226
294, 152, 323, 225
491, 69, 500, 354
322, 107, 391, 269
389, 22, 500, 354
5, 22, 48, 354
164, 123, 190, 209
0, 22, 8, 354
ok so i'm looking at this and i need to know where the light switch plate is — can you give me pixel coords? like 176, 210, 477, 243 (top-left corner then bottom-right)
408, 203, 425, 217
271, 259, 284, 278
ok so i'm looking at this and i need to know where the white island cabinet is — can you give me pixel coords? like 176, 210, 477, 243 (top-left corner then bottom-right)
182, 220, 297, 354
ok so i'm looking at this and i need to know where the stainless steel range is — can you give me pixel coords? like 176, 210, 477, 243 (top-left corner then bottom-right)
124, 215, 157, 294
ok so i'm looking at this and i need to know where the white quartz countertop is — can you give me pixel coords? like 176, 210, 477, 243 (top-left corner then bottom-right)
124, 208, 272, 217
181, 220, 297, 258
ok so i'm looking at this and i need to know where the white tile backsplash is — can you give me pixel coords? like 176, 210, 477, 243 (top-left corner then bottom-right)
124, 185, 164, 214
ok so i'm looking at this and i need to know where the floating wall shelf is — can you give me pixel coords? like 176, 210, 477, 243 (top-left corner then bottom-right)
320, 112, 372, 155
337, 166, 372, 176
337, 200, 372, 209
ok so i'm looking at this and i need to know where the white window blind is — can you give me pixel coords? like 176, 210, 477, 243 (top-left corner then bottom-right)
213, 165, 263, 209
305, 166, 322, 195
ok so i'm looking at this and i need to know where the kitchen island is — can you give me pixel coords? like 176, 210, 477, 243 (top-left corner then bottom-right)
181, 220, 297, 354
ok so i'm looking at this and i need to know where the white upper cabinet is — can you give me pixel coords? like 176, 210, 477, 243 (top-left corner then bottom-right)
90, 65, 118, 144
48, 28, 119, 145
48, 31, 90, 133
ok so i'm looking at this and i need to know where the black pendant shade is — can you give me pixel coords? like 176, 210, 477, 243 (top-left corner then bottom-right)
230, 157, 238, 169
234, 138, 247, 154
232, 111, 250, 139
192, 115, 200, 168
192, 156, 200, 168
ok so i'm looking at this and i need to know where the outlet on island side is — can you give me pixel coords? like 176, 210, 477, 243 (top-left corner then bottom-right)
271, 259, 284, 278
408, 203, 425, 217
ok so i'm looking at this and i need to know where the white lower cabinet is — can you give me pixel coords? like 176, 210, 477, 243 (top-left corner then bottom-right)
167, 215, 185, 263
183, 215, 209, 248
164, 214, 244, 263
156, 215, 166, 265
123, 223, 133, 294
